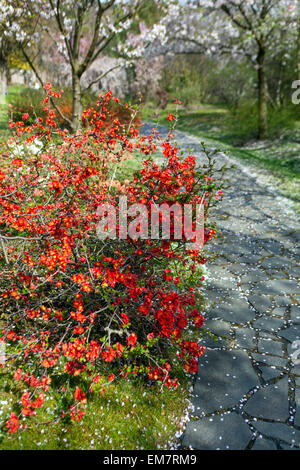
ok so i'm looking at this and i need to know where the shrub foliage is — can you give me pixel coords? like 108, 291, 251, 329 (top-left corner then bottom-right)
0, 84, 223, 434
8, 86, 141, 130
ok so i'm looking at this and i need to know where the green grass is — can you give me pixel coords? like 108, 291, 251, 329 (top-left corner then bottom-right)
0, 85, 27, 140
112, 147, 163, 183
0, 85, 25, 130
0, 368, 191, 450
142, 102, 300, 214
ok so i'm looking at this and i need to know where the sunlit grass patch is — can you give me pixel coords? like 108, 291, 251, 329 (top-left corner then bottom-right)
0, 364, 192, 450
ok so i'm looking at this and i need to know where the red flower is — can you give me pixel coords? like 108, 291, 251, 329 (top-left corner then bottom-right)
167, 114, 175, 122
120, 313, 130, 325
5, 412, 20, 433
101, 347, 117, 362
127, 333, 137, 347
12, 158, 23, 168
74, 386, 87, 404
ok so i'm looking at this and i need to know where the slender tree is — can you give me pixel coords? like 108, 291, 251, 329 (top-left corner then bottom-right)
161, 0, 298, 139
18, 0, 167, 132
0, 2, 37, 103
215, 1, 297, 139
297, 4, 300, 81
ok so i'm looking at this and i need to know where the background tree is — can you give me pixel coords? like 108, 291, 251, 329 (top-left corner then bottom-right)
297, 2, 300, 80
0, 2, 37, 103
216, 0, 297, 139
159, 0, 298, 139
19, 0, 168, 131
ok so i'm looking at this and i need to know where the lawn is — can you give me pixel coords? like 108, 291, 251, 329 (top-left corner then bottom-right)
0, 85, 25, 136
0, 366, 192, 450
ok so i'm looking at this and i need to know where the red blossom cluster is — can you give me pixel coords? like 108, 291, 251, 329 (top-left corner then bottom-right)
9, 85, 141, 131
0, 84, 224, 434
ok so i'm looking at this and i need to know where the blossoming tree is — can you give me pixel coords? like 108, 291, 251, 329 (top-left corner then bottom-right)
0, 1, 38, 103
158, 0, 298, 139
13, 0, 168, 131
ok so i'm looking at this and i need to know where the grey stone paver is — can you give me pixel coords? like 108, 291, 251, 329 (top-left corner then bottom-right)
259, 365, 284, 381
253, 316, 284, 331
204, 319, 232, 338
295, 390, 300, 427
244, 377, 290, 421
292, 364, 300, 377
272, 307, 287, 317
213, 297, 257, 323
253, 279, 300, 295
291, 306, 300, 322
251, 352, 288, 368
250, 420, 300, 446
273, 296, 293, 307
240, 269, 269, 283
191, 349, 259, 416
261, 256, 291, 269
235, 327, 256, 350
141, 124, 300, 450
257, 338, 284, 356
278, 325, 300, 342
252, 437, 278, 450
182, 412, 252, 450
247, 294, 272, 314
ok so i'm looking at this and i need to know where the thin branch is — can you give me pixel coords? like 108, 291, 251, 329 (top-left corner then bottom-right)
78, 1, 105, 74
221, 4, 248, 30
0, 238, 9, 264
83, 64, 120, 91
89, 0, 146, 65
49, 0, 74, 69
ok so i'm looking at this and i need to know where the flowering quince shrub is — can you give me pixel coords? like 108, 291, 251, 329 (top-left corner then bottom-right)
0, 84, 225, 435
8, 87, 141, 130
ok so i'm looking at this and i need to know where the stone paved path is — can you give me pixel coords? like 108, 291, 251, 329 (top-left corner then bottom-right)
142, 124, 300, 450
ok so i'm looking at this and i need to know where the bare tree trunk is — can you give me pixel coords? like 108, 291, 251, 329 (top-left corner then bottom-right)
297, 16, 300, 81
0, 61, 8, 105
257, 45, 268, 140
6, 66, 12, 87
71, 72, 83, 132
275, 29, 285, 108
275, 66, 282, 108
